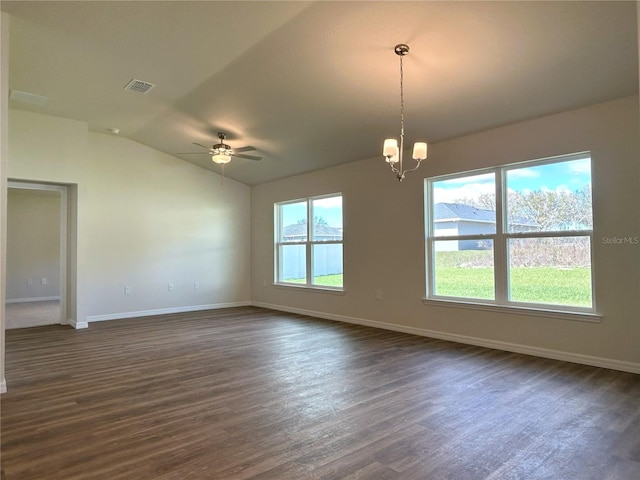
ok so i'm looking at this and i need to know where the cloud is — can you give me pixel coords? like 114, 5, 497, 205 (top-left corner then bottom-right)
569, 158, 591, 175
436, 173, 494, 185
434, 182, 495, 202
507, 168, 540, 179
314, 196, 342, 208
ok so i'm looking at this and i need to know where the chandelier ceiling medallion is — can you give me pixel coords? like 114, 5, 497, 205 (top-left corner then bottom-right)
382, 43, 427, 181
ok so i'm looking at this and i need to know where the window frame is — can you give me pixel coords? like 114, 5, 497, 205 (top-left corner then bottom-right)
425, 152, 597, 317
274, 193, 343, 291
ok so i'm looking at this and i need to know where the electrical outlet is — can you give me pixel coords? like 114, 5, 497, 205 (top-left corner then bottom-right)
168, 283, 174, 292
124, 286, 132, 295
193, 281, 200, 290
376, 289, 383, 300
41, 277, 47, 285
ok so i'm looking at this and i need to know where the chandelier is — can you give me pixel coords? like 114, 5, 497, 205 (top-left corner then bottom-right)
382, 44, 427, 181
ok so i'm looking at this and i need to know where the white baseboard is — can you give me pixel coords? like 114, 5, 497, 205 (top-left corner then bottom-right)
86, 301, 252, 324
0, 377, 6, 394
252, 301, 640, 375
6, 296, 61, 304
68, 318, 88, 329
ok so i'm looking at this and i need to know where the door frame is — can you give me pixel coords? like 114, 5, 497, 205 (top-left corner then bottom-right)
7, 180, 76, 327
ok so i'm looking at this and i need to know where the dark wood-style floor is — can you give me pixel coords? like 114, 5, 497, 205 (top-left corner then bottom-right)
2, 307, 639, 480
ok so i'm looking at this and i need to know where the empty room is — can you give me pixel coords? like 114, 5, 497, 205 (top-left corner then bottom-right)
1, 2, 639, 479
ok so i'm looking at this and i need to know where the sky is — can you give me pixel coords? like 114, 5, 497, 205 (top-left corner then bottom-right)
278, 159, 591, 227
280, 195, 343, 229
433, 157, 592, 203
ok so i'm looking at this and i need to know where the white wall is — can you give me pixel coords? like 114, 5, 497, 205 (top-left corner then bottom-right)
251, 95, 640, 372
6, 189, 61, 301
8, 109, 251, 326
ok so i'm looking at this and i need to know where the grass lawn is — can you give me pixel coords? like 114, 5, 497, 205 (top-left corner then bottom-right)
510, 267, 591, 306
433, 267, 494, 300
283, 274, 343, 288
434, 266, 592, 307
282, 251, 592, 307
313, 274, 343, 287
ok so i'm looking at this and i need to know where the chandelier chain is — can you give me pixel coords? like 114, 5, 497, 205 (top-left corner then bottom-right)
399, 54, 405, 173
400, 54, 405, 139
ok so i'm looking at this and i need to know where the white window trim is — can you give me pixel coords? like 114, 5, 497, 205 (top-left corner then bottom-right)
275, 193, 344, 291
274, 283, 346, 295
425, 152, 597, 316
421, 297, 601, 323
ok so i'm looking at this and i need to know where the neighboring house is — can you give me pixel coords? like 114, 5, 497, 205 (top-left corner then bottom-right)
433, 203, 538, 251
282, 222, 342, 242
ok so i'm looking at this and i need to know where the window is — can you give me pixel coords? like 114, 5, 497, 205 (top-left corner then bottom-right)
425, 153, 594, 312
275, 194, 343, 289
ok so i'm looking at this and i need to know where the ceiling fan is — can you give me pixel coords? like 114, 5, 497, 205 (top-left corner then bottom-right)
178, 132, 261, 164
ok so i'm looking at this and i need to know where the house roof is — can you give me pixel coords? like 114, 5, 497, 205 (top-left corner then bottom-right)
435, 203, 495, 223
2, 1, 637, 185
434, 203, 538, 227
283, 223, 342, 238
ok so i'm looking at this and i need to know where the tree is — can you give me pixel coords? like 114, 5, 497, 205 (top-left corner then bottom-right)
297, 216, 329, 226
453, 193, 495, 211
507, 187, 592, 230
454, 186, 592, 231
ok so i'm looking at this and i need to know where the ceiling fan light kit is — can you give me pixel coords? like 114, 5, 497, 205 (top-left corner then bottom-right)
383, 43, 427, 182
211, 154, 232, 165
211, 133, 233, 164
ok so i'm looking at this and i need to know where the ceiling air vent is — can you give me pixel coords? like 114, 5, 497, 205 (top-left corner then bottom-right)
9, 90, 48, 106
124, 78, 155, 94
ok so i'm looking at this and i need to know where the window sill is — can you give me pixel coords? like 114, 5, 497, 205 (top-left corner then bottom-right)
421, 297, 601, 323
274, 283, 345, 295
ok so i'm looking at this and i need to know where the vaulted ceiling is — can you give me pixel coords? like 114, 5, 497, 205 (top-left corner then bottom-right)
3, 1, 638, 185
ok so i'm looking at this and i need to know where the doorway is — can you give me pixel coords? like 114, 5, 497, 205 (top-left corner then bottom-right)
5, 181, 71, 329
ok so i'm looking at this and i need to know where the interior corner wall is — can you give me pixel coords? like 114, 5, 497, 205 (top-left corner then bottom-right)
251, 95, 640, 372
8, 109, 251, 325
6, 189, 61, 301
0, 12, 9, 393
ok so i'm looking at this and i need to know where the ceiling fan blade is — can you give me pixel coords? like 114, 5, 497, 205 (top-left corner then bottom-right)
193, 142, 212, 150
176, 152, 209, 155
234, 146, 256, 153
233, 153, 262, 161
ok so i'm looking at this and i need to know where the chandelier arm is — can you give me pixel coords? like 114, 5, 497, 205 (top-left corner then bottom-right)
402, 160, 423, 175
388, 162, 405, 181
